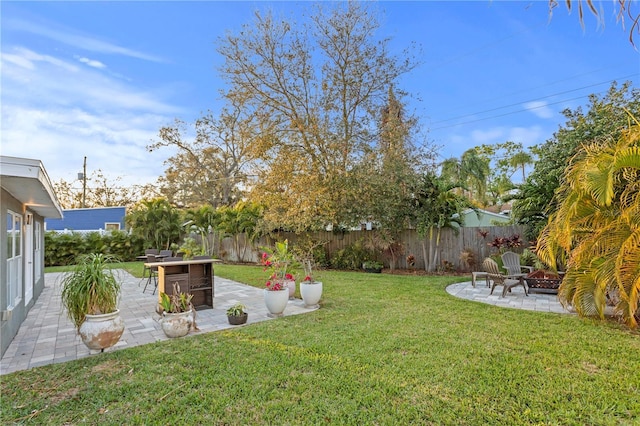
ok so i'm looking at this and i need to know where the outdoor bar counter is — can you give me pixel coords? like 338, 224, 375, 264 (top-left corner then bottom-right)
144, 258, 221, 310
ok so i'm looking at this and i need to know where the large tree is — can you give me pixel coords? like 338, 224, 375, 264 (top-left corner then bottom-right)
512, 82, 640, 240
357, 86, 435, 270
149, 102, 256, 208
52, 170, 157, 209
217, 2, 419, 231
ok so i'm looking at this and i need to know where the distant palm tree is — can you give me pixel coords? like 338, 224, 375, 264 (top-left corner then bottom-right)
218, 202, 263, 262
439, 149, 489, 205
184, 205, 222, 255
126, 198, 182, 250
509, 151, 533, 182
537, 122, 640, 328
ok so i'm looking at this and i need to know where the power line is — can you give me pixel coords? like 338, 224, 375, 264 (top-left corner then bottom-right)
432, 64, 635, 116
429, 73, 637, 126
430, 93, 593, 131
429, 74, 638, 131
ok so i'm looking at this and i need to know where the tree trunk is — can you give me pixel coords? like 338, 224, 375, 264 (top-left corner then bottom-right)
427, 227, 435, 272
233, 234, 241, 262
389, 247, 396, 271
421, 239, 428, 272
432, 228, 441, 271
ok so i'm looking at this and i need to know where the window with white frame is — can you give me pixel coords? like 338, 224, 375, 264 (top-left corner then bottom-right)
6, 211, 23, 310
105, 223, 120, 231
35, 221, 42, 279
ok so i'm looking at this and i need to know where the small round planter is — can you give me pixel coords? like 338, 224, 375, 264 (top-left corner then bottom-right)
300, 281, 323, 309
227, 312, 248, 325
79, 310, 125, 351
161, 310, 193, 338
264, 288, 289, 318
362, 262, 383, 273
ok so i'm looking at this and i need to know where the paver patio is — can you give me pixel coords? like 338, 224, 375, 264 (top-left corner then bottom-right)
0, 271, 314, 375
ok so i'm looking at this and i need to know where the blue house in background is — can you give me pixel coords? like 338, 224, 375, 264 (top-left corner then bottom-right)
45, 206, 126, 232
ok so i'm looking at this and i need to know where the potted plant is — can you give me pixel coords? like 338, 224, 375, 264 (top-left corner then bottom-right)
262, 278, 289, 317
60, 253, 125, 351
299, 259, 323, 309
226, 303, 248, 325
158, 282, 194, 338
262, 240, 297, 310
362, 260, 384, 273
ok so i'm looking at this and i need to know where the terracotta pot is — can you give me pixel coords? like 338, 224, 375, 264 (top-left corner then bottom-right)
79, 310, 125, 351
161, 310, 193, 338
264, 288, 288, 318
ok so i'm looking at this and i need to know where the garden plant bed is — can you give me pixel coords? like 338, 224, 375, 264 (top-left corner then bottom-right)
525, 270, 562, 294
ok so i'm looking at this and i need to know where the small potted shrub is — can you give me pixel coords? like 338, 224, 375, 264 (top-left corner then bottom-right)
60, 253, 125, 351
226, 303, 248, 325
299, 259, 323, 309
362, 260, 384, 273
158, 282, 194, 338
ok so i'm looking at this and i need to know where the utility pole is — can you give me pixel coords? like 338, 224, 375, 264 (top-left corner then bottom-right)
78, 157, 87, 208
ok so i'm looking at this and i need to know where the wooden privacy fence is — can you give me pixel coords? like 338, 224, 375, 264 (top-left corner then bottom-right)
209, 225, 528, 272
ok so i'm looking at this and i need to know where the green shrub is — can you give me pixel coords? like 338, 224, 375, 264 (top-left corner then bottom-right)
520, 248, 538, 267
331, 240, 375, 270
45, 231, 144, 266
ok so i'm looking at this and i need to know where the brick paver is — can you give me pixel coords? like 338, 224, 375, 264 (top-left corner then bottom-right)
1, 271, 315, 375
446, 280, 573, 314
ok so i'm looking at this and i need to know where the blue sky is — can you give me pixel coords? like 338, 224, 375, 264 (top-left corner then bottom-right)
2, 1, 638, 189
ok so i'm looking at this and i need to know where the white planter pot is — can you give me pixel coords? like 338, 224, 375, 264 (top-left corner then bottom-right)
300, 281, 323, 309
285, 279, 296, 299
79, 309, 125, 351
161, 310, 193, 338
264, 288, 289, 317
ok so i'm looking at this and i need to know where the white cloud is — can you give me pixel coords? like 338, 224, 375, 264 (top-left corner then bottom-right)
470, 128, 507, 145
77, 56, 106, 69
1, 46, 182, 187
442, 125, 548, 159
5, 17, 165, 63
3, 47, 78, 72
523, 100, 554, 119
506, 126, 546, 147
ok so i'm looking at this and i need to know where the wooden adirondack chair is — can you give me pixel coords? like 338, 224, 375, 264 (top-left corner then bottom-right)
483, 257, 528, 298
501, 251, 534, 276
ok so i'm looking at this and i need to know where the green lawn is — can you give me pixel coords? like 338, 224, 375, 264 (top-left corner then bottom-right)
2, 264, 639, 424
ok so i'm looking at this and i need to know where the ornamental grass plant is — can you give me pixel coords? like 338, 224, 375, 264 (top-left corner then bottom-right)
59, 253, 121, 330
2, 264, 639, 424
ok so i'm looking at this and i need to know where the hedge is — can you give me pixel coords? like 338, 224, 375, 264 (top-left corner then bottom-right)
44, 231, 145, 266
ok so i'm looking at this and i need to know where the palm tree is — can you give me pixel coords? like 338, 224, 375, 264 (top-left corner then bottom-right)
537, 122, 640, 328
126, 198, 182, 250
440, 149, 489, 205
218, 202, 263, 262
413, 173, 467, 272
460, 149, 490, 204
509, 151, 533, 182
184, 205, 222, 256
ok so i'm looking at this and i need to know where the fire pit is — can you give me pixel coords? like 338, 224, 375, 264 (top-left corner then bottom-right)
525, 270, 562, 294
